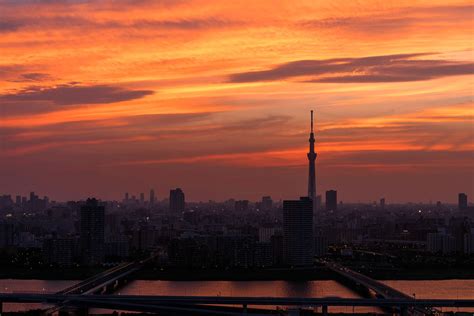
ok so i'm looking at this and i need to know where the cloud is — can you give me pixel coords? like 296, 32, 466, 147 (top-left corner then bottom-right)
9, 72, 52, 82
0, 66, 52, 82
299, 5, 474, 35
229, 53, 474, 83
0, 14, 237, 34
0, 65, 26, 79
0, 84, 154, 115
0, 113, 291, 158
18, 72, 51, 81
125, 18, 236, 30
0, 20, 22, 32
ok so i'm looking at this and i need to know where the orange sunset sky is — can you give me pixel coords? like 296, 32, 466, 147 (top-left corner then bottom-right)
0, 0, 473, 203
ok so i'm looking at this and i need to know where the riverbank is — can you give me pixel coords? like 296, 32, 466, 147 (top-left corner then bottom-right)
1, 265, 474, 281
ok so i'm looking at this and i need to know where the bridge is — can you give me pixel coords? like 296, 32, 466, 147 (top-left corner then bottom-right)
322, 260, 437, 315
42, 256, 155, 315
1, 257, 469, 315
1, 293, 474, 315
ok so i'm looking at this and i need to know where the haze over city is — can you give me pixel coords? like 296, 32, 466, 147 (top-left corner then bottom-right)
1, 1, 474, 316
1, 0, 473, 203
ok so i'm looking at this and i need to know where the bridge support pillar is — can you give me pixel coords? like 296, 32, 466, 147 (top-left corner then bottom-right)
399, 306, 407, 316
322, 305, 328, 316
242, 303, 247, 315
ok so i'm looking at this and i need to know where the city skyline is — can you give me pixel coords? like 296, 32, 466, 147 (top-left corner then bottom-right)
1, 2, 473, 315
1, 1, 473, 203
4, 110, 470, 205
2, 107, 472, 204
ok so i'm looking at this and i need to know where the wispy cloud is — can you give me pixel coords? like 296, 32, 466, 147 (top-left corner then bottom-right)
299, 5, 474, 35
229, 53, 474, 83
0, 84, 154, 115
0, 15, 238, 33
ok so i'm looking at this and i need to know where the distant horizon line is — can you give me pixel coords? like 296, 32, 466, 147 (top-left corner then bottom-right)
1, 191, 470, 206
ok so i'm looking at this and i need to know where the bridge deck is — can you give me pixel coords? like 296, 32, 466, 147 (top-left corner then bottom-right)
2, 293, 474, 307
42, 257, 154, 314
322, 260, 440, 315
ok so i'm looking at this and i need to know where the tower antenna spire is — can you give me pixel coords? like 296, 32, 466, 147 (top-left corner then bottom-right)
307, 109, 317, 207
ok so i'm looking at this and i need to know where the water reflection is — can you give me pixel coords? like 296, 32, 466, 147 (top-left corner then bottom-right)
0, 279, 473, 313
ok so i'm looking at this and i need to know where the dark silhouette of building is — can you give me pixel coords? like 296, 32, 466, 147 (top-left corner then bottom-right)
380, 198, 386, 209
124, 192, 129, 203
43, 236, 74, 267
459, 193, 468, 210
315, 195, 322, 210
261, 196, 273, 211
140, 192, 145, 205
27, 191, 47, 211
150, 189, 155, 205
314, 234, 328, 257
283, 197, 314, 266
326, 190, 337, 211
80, 198, 105, 265
0, 221, 15, 248
307, 110, 317, 209
235, 200, 249, 212
170, 188, 185, 212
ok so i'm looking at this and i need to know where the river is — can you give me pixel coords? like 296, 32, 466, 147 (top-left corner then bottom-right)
1, 279, 473, 313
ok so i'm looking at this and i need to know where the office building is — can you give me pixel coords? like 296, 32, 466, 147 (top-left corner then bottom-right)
261, 196, 273, 211
150, 189, 155, 205
235, 200, 249, 212
170, 188, 185, 212
283, 197, 314, 266
459, 193, 468, 210
315, 195, 322, 210
326, 190, 337, 211
427, 231, 456, 254
43, 236, 74, 266
80, 198, 105, 265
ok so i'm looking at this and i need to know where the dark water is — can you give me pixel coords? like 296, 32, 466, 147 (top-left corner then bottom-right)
1, 279, 473, 313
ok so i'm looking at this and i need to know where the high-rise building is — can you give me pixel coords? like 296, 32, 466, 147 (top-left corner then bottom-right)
43, 236, 74, 267
314, 235, 328, 257
0, 221, 15, 248
459, 193, 468, 210
283, 197, 314, 266
315, 195, 322, 210
150, 189, 155, 205
80, 198, 105, 265
124, 192, 129, 203
326, 190, 337, 211
427, 231, 456, 254
235, 200, 249, 212
140, 192, 145, 205
380, 198, 386, 209
307, 110, 317, 208
169, 188, 185, 212
261, 196, 273, 211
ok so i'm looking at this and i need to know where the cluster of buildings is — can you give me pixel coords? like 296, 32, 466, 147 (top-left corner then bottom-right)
0, 191, 472, 269
0, 192, 50, 212
1, 112, 473, 270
